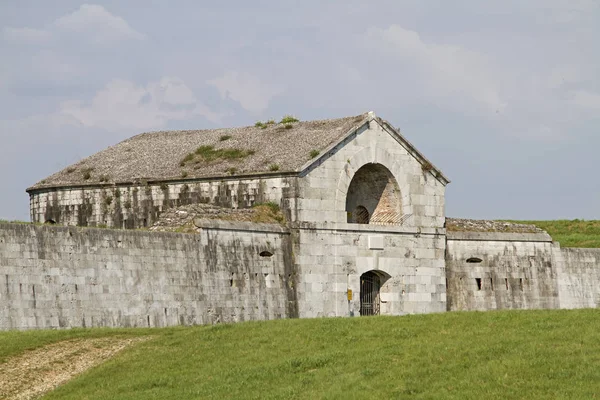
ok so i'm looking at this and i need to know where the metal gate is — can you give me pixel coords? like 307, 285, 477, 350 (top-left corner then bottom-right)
360, 272, 381, 316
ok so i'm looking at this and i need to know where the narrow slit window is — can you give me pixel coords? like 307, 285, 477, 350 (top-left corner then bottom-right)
490, 278, 494, 291
467, 257, 483, 263
475, 278, 482, 291
259, 250, 273, 257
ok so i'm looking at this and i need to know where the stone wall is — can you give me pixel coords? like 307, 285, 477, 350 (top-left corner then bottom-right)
296, 119, 446, 229
0, 221, 295, 330
294, 222, 447, 317
446, 232, 600, 312
28, 175, 296, 229
446, 231, 559, 311
555, 247, 600, 309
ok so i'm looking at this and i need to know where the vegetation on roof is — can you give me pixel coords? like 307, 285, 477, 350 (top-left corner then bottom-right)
446, 218, 543, 234
254, 119, 275, 129
279, 115, 299, 124
27, 113, 376, 188
4, 309, 600, 399
180, 145, 255, 167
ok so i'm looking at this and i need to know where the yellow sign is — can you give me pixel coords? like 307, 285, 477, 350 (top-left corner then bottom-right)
347, 289, 353, 301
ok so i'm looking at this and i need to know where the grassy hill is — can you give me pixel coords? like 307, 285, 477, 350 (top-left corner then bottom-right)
3, 310, 600, 399
506, 220, 600, 248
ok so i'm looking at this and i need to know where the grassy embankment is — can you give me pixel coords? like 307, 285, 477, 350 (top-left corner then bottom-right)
2, 309, 600, 399
507, 220, 600, 248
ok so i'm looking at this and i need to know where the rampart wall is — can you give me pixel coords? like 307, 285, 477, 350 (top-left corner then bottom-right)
2, 223, 600, 330
446, 232, 600, 312
555, 248, 600, 309
0, 222, 296, 330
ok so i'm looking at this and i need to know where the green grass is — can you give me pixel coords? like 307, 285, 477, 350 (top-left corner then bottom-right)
0, 219, 31, 224
180, 145, 255, 166
4, 309, 600, 399
279, 115, 299, 124
506, 220, 600, 248
255, 120, 275, 129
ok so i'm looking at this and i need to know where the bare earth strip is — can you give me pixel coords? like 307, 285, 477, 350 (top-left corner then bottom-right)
0, 336, 149, 400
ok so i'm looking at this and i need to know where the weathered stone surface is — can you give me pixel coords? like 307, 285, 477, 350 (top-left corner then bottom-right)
150, 203, 285, 233
555, 247, 600, 309
446, 218, 544, 233
29, 177, 294, 229
446, 236, 558, 311
0, 223, 295, 330
445, 235, 600, 313
5, 111, 600, 330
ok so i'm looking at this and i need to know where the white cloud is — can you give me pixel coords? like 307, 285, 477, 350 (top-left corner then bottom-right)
2, 27, 51, 43
208, 71, 283, 113
3, 4, 144, 47
570, 90, 600, 110
53, 4, 144, 43
540, 0, 599, 23
60, 77, 224, 131
365, 25, 505, 114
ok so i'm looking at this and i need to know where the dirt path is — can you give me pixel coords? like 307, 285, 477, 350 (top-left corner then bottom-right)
0, 336, 149, 400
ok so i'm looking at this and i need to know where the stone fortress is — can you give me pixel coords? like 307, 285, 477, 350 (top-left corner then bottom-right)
1, 112, 599, 330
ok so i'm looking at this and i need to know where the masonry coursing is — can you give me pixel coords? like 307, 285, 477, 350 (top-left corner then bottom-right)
1, 111, 597, 330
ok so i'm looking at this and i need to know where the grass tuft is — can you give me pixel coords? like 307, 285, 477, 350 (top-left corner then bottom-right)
255, 120, 275, 129
180, 146, 255, 166
280, 115, 299, 124
251, 202, 285, 224
310, 149, 319, 158
81, 168, 93, 180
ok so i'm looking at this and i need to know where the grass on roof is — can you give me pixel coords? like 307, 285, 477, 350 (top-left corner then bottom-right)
4, 309, 600, 399
254, 120, 275, 129
180, 145, 255, 167
280, 115, 299, 124
504, 220, 600, 248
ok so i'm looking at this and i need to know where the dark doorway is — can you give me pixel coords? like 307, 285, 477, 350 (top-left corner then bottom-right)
360, 271, 381, 316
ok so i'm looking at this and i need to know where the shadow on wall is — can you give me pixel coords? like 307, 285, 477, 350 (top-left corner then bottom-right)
346, 163, 402, 225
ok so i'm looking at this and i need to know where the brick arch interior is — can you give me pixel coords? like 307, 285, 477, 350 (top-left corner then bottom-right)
345, 163, 402, 225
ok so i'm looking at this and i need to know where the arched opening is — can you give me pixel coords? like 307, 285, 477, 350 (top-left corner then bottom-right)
359, 270, 391, 316
346, 163, 402, 225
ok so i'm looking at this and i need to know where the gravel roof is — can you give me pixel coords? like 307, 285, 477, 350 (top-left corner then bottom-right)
446, 218, 546, 233
29, 113, 370, 190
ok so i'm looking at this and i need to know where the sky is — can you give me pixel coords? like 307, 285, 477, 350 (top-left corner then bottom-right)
1, 1, 599, 221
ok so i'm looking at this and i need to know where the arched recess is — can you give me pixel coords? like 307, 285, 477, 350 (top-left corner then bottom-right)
345, 163, 402, 224
359, 270, 391, 316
